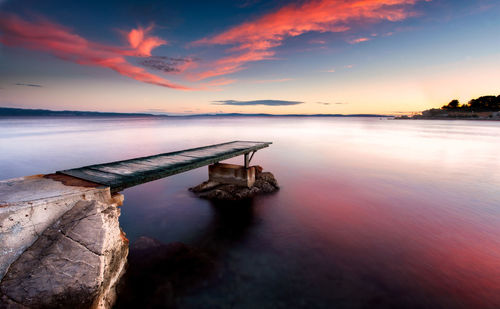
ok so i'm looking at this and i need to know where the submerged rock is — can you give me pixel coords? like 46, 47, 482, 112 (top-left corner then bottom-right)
189, 166, 279, 201
115, 237, 215, 309
0, 199, 128, 308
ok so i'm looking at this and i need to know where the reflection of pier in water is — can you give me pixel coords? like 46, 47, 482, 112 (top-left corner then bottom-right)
114, 198, 262, 308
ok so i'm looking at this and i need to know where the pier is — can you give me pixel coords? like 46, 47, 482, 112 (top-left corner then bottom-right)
0, 141, 272, 304
58, 141, 271, 192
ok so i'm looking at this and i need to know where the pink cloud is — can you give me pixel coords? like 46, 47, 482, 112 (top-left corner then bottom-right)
193, 0, 424, 79
0, 14, 192, 90
202, 78, 236, 87
190, 49, 275, 81
348, 37, 371, 44
199, 77, 237, 92
127, 25, 167, 56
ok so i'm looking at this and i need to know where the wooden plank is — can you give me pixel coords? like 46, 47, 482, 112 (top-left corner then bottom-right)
60, 168, 125, 187
89, 155, 197, 175
135, 154, 197, 168
58, 141, 271, 192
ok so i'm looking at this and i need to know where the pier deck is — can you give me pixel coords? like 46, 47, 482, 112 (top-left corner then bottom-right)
58, 141, 271, 192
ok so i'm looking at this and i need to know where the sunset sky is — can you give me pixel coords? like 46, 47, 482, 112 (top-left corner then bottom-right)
1, 0, 499, 115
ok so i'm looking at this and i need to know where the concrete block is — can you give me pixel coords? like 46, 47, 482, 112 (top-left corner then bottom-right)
208, 163, 255, 187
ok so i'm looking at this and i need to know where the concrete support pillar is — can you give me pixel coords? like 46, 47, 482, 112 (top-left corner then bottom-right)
209, 163, 255, 188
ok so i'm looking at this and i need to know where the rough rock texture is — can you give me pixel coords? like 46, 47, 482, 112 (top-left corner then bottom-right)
0, 175, 110, 280
0, 199, 128, 308
189, 166, 279, 201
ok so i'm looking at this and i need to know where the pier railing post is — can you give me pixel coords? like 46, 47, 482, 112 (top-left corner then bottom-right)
244, 153, 249, 169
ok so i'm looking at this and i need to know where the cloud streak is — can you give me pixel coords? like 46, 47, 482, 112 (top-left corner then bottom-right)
213, 99, 303, 106
15, 83, 43, 87
202, 78, 237, 88
0, 13, 192, 90
322, 68, 336, 73
193, 0, 423, 79
348, 37, 371, 44
140, 56, 194, 73
317, 101, 348, 105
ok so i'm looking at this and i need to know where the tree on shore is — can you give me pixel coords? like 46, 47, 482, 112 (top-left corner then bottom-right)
468, 95, 500, 111
442, 99, 460, 109
441, 95, 500, 111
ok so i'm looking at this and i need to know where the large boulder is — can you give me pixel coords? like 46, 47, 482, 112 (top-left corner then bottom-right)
0, 175, 112, 281
0, 199, 128, 308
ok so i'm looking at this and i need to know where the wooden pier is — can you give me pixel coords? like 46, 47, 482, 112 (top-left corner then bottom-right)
58, 141, 271, 192
0, 140, 273, 306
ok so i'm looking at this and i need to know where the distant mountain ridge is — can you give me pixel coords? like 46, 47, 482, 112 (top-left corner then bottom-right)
0, 107, 389, 118
0, 107, 155, 117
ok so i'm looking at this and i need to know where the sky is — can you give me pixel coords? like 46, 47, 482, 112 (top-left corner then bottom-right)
0, 0, 499, 115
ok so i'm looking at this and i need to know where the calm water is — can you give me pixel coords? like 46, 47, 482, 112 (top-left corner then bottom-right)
1, 116, 500, 308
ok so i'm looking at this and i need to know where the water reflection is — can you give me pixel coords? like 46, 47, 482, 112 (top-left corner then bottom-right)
115, 199, 258, 308
1, 117, 500, 308
194, 199, 258, 249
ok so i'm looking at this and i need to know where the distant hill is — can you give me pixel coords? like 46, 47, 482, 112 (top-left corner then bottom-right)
0, 107, 156, 117
0, 107, 389, 118
181, 113, 389, 118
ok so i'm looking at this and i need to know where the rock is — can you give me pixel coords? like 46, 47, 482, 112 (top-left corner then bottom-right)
189, 180, 220, 193
0, 294, 26, 308
0, 175, 111, 281
189, 166, 279, 201
0, 199, 128, 308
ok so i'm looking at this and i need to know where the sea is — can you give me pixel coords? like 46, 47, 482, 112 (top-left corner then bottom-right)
1, 116, 499, 308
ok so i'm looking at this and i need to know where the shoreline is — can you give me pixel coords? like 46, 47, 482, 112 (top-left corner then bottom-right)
395, 116, 500, 121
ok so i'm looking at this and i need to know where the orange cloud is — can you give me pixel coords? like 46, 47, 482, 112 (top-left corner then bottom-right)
0, 14, 191, 90
193, 0, 423, 79
194, 49, 274, 80
127, 25, 167, 56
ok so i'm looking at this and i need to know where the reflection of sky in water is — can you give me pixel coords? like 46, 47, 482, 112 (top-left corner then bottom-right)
1, 117, 500, 307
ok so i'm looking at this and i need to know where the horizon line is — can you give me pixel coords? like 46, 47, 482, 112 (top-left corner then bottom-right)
0, 107, 394, 117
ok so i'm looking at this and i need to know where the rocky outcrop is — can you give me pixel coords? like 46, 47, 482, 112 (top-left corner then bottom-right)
189, 166, 279, 201
0, 175, 110, 281
0, 199, 128, 308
